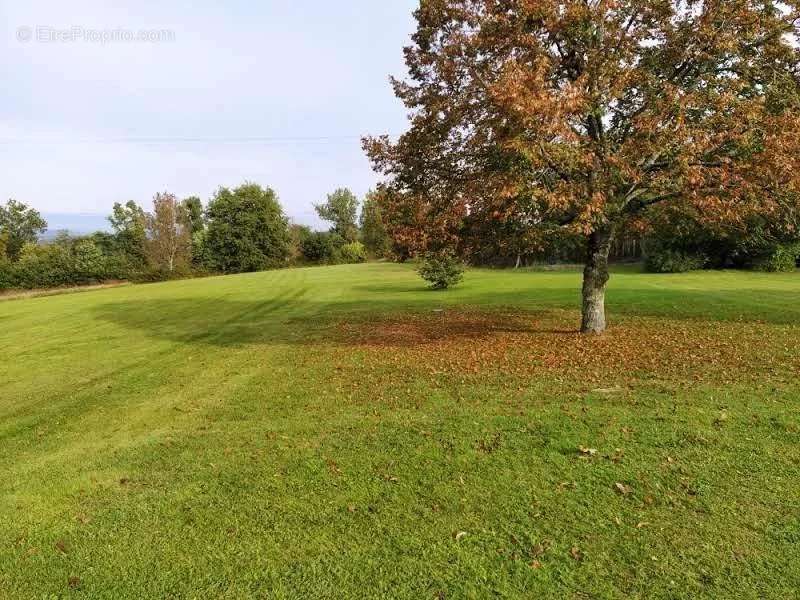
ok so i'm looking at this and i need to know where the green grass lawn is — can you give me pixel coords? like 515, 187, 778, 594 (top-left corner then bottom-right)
1, 263, 799, 599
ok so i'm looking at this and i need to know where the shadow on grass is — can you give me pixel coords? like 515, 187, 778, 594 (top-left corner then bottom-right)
92, 288, 318, 347
90, 279, 800, 349
352, 283, 434, 294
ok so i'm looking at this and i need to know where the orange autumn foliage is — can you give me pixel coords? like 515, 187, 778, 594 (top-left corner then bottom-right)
364, 0, 800, 332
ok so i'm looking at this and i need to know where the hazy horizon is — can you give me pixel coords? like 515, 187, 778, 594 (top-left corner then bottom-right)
1, 1, 418, 229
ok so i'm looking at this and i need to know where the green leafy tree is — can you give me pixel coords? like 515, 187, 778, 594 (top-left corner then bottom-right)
205, 183, 291, 273
179, 197, 209, 268
108, 201, 147, 267
359, 190, 390, 257
70, 238, 108, 283
0, 231, 9, 264
315, 188, 359, 242
181, 196, 205, 234
0, 200, 48, 262
300, 231, 345, 263
417, 250, 464, 290
289, 224, 313, 262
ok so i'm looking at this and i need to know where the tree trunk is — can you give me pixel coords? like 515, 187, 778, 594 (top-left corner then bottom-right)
581, 227, 614, 334
514, 253, 522, 269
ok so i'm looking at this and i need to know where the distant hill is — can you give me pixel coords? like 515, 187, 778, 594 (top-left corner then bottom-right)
41, 213, 111, 239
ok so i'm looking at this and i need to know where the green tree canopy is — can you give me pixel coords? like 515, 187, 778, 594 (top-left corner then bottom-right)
315, 188, 359, 242
181, 196, 205, 234
359, 190, 390, 257
108, 201, 147, 267
0, 200, 48, 262
205, 183, 291, 273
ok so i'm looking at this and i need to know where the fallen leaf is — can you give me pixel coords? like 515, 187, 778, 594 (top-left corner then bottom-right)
570, 546, 583, 561
615, 482, 632, 496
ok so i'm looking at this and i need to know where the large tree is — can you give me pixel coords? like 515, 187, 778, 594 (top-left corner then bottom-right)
205, 183, 291, 273
365, 0, 800, 332
0, 200, 47, 262
315, 188, 360, 242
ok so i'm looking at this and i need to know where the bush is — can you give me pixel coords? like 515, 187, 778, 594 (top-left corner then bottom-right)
71, 238, 108, 283
300, 232, 345, 264
14, 242, 75, 288
752, 243, 800, 272
336, 241, 367, 264
0, 261, 15, 290
417, 250, 465, 289
129, 264, 195, 283
644, 248, 707, 273
0, 237, 140, 290
102, 254, 138, 280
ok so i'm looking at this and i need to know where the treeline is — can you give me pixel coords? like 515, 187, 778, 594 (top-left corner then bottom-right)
459, 224, 800, 273
2, 179, 796, 292
0, 183, 391, 291
373, 188, 800, 273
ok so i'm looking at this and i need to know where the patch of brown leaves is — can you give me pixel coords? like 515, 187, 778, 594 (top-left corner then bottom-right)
335, 309, 800, 385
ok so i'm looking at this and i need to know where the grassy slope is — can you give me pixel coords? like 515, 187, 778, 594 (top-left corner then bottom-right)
1, 263, 798, 599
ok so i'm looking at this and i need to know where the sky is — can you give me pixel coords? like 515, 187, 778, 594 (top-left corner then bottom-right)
0, 0, 418, 231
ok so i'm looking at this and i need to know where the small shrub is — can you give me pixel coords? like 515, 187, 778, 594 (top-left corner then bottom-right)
417, 250, 465, 289
336, 241, 367, 264
752, 243, 800, 272
645, 248, 707, 273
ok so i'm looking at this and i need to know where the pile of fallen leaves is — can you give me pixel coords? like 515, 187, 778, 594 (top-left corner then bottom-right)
333, 309, 800, 386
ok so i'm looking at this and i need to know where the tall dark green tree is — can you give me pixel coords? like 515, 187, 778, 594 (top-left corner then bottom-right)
0, 200, 48, 262
0, 231, 8, 264
181, 196, 208, 267
181, 196, 205, 234
359, 190, 391, 257
205, 183, 291, 273
315, 188, 359, 242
